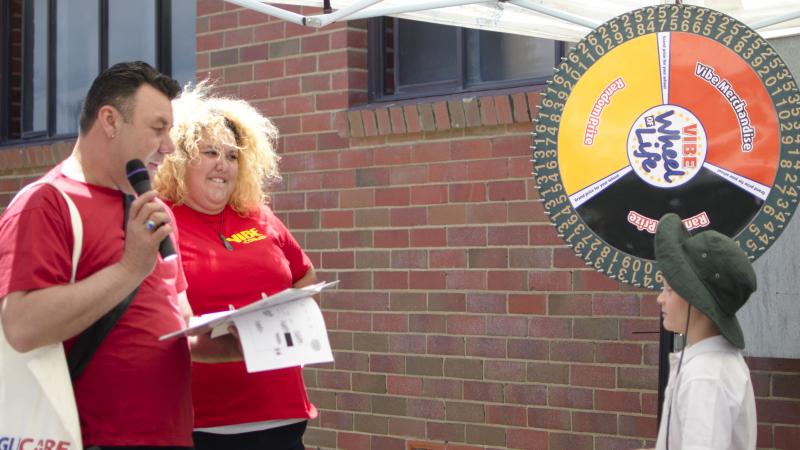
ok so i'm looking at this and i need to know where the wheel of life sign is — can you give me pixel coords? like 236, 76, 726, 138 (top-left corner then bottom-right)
532, 4, 800, 289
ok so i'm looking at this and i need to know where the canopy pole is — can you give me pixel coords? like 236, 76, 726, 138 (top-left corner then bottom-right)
309, 0, 485, 22
225, 0, 308, 26
509, 0, 600, 29
751, 10, 800, 30
305, 0, 383, 27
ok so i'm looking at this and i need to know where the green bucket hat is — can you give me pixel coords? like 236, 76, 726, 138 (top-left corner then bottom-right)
654, 213, 757, 349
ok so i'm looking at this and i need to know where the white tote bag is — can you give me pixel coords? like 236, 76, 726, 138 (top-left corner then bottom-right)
0, 182, 83, 449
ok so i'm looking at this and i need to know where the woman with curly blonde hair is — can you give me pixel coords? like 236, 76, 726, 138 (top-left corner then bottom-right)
156, 83, 317, 450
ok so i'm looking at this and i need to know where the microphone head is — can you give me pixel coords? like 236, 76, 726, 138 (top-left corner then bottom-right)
125, 159, 151, 194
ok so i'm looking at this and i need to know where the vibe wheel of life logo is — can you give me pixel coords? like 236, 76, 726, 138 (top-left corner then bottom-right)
532, 4, 800, 289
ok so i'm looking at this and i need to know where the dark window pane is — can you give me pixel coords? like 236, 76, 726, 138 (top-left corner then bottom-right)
396, 19, 457, 90
55, 0, 99, 135
171, 0, 196, 87
22, 0, 47, 134
108, 0, 157, 66
465, 29, 556, 84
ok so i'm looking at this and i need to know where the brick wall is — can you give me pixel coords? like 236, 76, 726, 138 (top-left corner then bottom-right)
1, 0, 798, 448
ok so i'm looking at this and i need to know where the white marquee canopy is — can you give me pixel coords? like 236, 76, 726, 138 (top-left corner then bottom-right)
227, 0, 800, 41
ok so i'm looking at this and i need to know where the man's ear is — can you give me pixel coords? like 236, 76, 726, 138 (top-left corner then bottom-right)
97, 105, 119, 139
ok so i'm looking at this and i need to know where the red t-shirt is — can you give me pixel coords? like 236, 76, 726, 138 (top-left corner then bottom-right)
0, 165, 193, 446
169, 202, 317, 428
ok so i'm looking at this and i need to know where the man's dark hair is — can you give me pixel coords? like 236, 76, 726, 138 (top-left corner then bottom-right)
78, 61, 181, 135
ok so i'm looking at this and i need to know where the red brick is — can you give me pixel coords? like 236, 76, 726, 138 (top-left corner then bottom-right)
485, 360, 526, 382
479, 95, 498, 126
775, 425, 800, 449
620, 318, 660, 341
254, 60, 284, 80
548, 386, 593, 409
427, 422, 465, 443
488, 316, 528, 337
355, 208, 389, 227
423, 378, 463, 399
337, 432, 368, 449
389, 107, 407, 134
337, 312, 371, 331
360, 110, 378, 136
550, 248, 582, 269
223, 28, 252, 47
492, 135, 529, 157
595, 389, 642, 413
619, 414, 658, 438
418, 103, 436, 132
527, 91, 542, 120
301, 73, 330, 93
321, 411, 354, 431
340, 189, 373, 208
347, 110, 365, 137
488, 180, 526, 201
197, 0, 225, 16
774, 374, 800, 398
375, 187, 409, 206
488, 225, 528, 245
430, 250, 467, 269
209, 11, 237, 31
447, 226, 486, 247
340, 149, 374, 168
466, 337, 505, 358
511, 92, 531, 123
374, 229, 409, 248
197, 32, 223, 52
301, 34, 329, 52
507, 428, 548, 450
410, 185, 448, 205
403, 105, 422, 133
466, 203, 507, 224
409, 271, 446, 289
528, 407, 570, 430
411, 228, 446, 247
466, 158, 508, 180
757, 399, 800, 424
509, 294, 546, 314
389, 334, 425, 353
596, 342, 643, 364
446, 315, 486, 335
445, 270, 486, 290
549, 432, 593, 450
422, 294, 461, 313
433, 101, 451, 131
507, 339, 548, 360
529, 271, 572, 292
509, 248, 552, 269
570, 364, 616, 388
429, 161, 467, 182
301, 112, 331, 132
485, 404, 525, 427
388, 418, 426, 439
464, 381, 503, 403
390, 206, 427, 227
254, 22, 285, 41
618, 367, 658, 390
550, 341, 594, 363
494, 94, 513, 125
389, 165, 428, 185
451, 138, 490, 160
573, 411, 618, 434
269, 77, 300, 97
411, 141, 450, 163
463, 97, 481, 127
528, 317, 572, 338
488, 271, 527, 291
428, 335, 465, 356
447, 100, 466, 128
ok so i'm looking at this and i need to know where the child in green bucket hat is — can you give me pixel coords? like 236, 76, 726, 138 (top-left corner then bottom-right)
649, 213, 757, 450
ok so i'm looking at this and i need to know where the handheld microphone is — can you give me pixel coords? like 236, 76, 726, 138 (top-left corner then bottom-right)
125, 159, 177, 261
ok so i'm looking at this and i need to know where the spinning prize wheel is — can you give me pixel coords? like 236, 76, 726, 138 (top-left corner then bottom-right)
533, 4, 800, 289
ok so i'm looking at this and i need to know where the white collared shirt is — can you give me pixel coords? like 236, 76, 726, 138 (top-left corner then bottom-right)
656, 335, 756, 450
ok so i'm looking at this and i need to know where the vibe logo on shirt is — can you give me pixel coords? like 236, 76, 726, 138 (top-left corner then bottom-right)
225, 227, 267, 244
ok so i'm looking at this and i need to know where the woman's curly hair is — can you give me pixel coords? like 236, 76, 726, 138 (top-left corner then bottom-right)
155, 81, 281, 215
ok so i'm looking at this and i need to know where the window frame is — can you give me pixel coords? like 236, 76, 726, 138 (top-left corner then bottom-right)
0, 0, 181, 147
367, 17, 566, 103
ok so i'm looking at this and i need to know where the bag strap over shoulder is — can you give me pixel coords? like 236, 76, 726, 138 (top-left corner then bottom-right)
9, 181, 83, 283
10, 183, 139, 380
